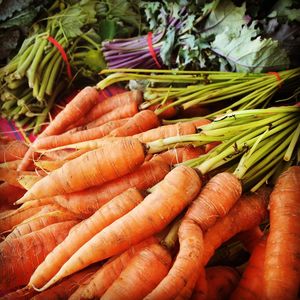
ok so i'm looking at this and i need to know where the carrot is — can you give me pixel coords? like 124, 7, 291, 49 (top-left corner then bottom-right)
5, 210, 78, 240
235, 226, 264, 253
51, 158, 170, 218
0, 220, 77, 294
33, 119, 129, 151
69, 237, 158, 300
148, 100, 178, 119
34, 159, 65, 172
185, 172, 242, 232
0, 183, 25, 209
0, 160, 22, 170
263, 166, 300, 300
16, 138, 146, 203
109, 110, 161, 137
145, 219, 204, 300
175, 271, 200, 300
18, 86, 100, 171
202, 187, 271, 266
34, 165, 201, 290
0, 287, 37, 300
29, 188, 144, 289
190, 267, 207, 300
230, 237, 267, 300
30, 266, 99, 300
101, 242, 172, 300
73, 90, 143, 127
0, 140, 28, 163
205, 141, 221, 154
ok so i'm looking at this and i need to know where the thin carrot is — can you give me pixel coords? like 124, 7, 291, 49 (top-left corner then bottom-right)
0, 140, 28, 163
263, 166, 300, 300
29, 188, 144, 289
185, 172, 242, 232
0, 220, 77, 294
202, 187, 271, 266
69, 237, 158, 300
109, 110, 161, 137
34, 165, 201, 290
145, 219, 204, 300
101, 242, 172, 300
18, 86, 100, 171
51, 158, 170, 218
16, 138, 146, 203
230, 237, 267, 300
235, 226, 264, 253
73, 90, 143, 127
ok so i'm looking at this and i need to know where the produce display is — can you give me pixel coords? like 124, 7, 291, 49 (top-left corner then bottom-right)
0, 0, 300, 299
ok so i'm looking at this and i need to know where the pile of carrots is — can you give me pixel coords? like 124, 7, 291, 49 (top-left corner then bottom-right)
0, 87, 299, 300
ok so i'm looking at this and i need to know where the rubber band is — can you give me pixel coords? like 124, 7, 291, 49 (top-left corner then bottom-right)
47, 36, 72, 79
147, 32, 162, 69
268, 71, 282, 87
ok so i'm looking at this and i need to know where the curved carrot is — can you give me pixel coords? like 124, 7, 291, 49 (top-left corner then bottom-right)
230, 237, 266, 300
263, 166, 300, 300
29, 188, 144, 289
69, 237, 158, 300
52, 159, 170, 218
18, 86, 100, 171
109, 110, 160, 137
202, 187, 270, 266
235, 226, 264, 253
101, 242, 172, 300
145, 219, 204, 300
185, 172, 242, 231
0, 140, 28, 163
36, 165, 201, 290
0, 220, 77, 294
16, 138, 145, 203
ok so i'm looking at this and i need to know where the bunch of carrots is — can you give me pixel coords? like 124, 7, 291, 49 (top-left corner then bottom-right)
0, 85, 299, 300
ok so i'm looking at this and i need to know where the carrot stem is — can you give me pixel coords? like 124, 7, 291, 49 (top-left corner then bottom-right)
284, 122, 300, 161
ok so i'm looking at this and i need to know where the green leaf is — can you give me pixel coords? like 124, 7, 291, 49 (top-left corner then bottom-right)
270, 0, 300, 22
98, 19, 117, 40
211, 23, 290, 73
160, 28, 175, 66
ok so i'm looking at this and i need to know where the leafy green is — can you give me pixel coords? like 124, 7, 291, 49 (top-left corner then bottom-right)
270, 0, 300, 22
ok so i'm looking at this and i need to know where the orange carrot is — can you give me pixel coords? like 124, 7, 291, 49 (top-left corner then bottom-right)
0, 183, 25, 209
205, 141, 221, 154
202, 187, 270, 266
263, 166, 300, 300
230, 237, 267, 300
0, 140, 28, 163
34, 165, 201, 290
30, 266, 99, 300
18, 86, 100, 171
145, 219, 204, 300
0, 220, 77, 294
235, 226, 264, 253
175, 271, 200, 300
51, 159, 170, 218
29, 188, 144, 289
109, 110, 160, 137
101, 242, 172, 300
69, 237, 158, 300
185, 172, 242, 232
0, 287, 37, 300
180, 105, 211, 118
73, 90, 143, 127
0, 159, 22, 170
16, 138, 146, 203
148, 100, 178, 119
190, 267, 207, 300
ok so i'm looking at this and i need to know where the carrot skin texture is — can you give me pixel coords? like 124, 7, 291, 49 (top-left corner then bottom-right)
0, 140, 28, 163
145, 219, 204, 300
101, 242, 172, 300
17, 138, 145, 203
52, 159, 170, 218
69, 237, 158, 300
18, 86, 99, 171
0, 220, 77, 294
185, 172, 242, 231
190, 267, 208, 300
235, 226, 264, 253
29, 188, 144, 289
0, 183, 25, 209
263, 166, 300, 300
38, 165, 202, 289
230, 237, 267, 300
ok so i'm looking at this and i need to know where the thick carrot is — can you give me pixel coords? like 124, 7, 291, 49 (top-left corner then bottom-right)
202, 187, 270, 266
69, 237, 158, 300
101, 242, 172, 300
0, 140, 28, 163
263, 166, 300, 300
73, 90, 143, 127
0, 183, 25, 209
0, 220, 77, 294
145, 219, 204, 300
35, 165, 201, 290
109, 110, 160, 137
235, 226, 264, 253
230, 237, 267, 300
51, 159, 170, 218
30, 266, 99, 300
16, 138, 146, 203
29, 188, 144, 289
185, 172, 242, 231
33, 118, 130, 151
18, 86, 100, 171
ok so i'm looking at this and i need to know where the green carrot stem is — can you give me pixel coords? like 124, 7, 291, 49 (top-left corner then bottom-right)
45, 56, 63, 96
284, 122, 300, 161
1, 99, 17, 111
16, 44, 34, 71
161, 218, 182, 250
6, 78, 27, 90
